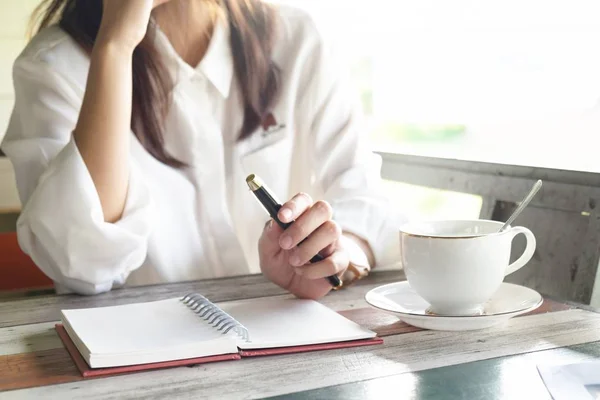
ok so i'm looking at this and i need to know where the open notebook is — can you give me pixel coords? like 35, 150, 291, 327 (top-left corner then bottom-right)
57, 294, 381, 376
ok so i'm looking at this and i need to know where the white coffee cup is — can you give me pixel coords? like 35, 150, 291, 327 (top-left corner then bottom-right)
399, 219, 536, 316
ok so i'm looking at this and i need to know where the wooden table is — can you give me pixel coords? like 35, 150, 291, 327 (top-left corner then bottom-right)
1, 270, 600, 399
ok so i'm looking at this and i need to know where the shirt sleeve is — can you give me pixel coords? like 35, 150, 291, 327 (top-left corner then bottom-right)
301, 23, 407, 269
1, 56, 154, 295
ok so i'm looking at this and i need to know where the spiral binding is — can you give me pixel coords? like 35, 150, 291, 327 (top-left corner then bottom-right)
181, 293, 250, 342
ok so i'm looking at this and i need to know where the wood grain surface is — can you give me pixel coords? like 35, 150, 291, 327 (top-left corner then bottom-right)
0, 268, 596, 398
2, 310, 600, 399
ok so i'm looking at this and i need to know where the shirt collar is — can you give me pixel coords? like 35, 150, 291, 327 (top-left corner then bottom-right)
198, 18, 233, 98
152, 16, 234, 98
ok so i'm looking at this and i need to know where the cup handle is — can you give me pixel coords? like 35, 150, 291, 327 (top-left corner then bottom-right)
505, 226, 536, 275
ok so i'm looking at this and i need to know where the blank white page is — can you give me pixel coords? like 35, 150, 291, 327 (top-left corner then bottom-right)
61, 298, 234, 356
218, 297, 376, 349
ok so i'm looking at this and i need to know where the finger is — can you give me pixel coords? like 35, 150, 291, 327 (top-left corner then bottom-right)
277, 192, 313, 223
279, 200, 333, 250
319, 242, 337, 259
258, 219, 284, 255
288, 221, 341, 267
294, 250, 349, 280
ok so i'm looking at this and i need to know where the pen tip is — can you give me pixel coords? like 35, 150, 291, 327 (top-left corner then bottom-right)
246, 174, 263, 191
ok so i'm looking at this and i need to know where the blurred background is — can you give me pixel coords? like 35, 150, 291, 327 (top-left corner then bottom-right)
276, 0, 600, 221
1, 0, 600, 226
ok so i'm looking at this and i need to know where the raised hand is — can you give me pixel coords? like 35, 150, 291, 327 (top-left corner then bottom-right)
258, 193, 350, 299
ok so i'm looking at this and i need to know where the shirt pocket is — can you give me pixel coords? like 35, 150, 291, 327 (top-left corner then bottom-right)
239, 133, 293, 201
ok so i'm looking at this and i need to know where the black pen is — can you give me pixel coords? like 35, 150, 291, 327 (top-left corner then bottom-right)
246, 174, 343, 290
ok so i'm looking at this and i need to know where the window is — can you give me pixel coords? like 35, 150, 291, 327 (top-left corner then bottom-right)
276, 0, 600, 220
277, 0, 600, 173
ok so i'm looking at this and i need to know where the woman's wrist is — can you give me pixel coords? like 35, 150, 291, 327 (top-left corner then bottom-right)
338, 233, 373, 287
341, 232, 374, 269
93, 37, 137, 59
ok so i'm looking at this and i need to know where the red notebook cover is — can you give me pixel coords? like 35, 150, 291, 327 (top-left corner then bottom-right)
239, 337, 383, 357
55, 324, 241, 378
56, 324, 383, 378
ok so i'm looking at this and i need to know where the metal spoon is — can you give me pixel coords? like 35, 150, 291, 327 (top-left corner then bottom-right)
499, 179, 543, 232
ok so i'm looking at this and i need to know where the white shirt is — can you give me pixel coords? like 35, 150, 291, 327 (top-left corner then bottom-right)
1, 4, 403, 295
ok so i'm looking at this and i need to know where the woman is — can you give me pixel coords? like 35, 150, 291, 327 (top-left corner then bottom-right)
1, 0, 401, 299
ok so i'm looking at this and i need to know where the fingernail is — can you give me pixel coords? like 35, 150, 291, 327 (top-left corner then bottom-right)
289, 254, 301, 266
280, 235, 292, 249
280, 208, 292, 221
266, 220, 274, 230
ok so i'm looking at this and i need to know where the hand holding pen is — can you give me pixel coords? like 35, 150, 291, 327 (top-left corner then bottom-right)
247, 174, 346, 299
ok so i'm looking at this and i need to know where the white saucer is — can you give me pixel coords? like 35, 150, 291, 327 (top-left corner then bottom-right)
365, 281, 543, 331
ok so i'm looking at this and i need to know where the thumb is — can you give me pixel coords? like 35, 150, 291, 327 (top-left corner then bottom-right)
259, 219, 284, 255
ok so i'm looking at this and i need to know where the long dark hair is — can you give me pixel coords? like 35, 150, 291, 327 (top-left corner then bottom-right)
30, 0, 280, 168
